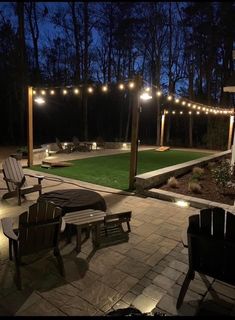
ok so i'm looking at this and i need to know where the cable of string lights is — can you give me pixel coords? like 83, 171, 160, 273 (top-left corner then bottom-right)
32, 78, 234, 116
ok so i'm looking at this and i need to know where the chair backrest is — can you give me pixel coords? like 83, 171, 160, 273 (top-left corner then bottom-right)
2, 157, 27, 192
187, 207, 235, 285
18, 201, 62, 256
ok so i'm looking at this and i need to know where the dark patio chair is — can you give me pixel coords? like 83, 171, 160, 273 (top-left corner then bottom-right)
176, 207, 235, 309
56, 137, 73, 153
1, 201, 65, 289
2, 156, 44, 205
92, 210, 132, 248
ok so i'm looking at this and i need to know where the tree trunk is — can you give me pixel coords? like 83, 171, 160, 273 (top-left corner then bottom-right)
71, 2, 81, 83
17, 2, 27, 145
83, 2, 89, 140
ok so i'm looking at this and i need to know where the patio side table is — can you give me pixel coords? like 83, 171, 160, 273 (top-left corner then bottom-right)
62, 209, 106, 252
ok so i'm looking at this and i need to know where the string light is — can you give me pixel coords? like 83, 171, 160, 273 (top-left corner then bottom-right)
129, 82, 135, 89
34, 97, 45, 104
196, 111, 200, 115
102, 85, 108, 92
180, 111, 183, 114
172, 111, 175, 114
31, 81, 234, 116
189, 111, 192, 114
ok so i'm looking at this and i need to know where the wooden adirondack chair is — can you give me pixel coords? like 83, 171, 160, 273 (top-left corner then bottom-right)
176, 207, 235, 309
1, 201, 65, 289
2, 156, 44, 205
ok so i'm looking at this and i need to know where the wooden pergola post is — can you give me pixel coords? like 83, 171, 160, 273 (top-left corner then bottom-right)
27, 86, 33, 167
129, 74, 142, 190
160, 111, 165, 146
228, 115, 234, 150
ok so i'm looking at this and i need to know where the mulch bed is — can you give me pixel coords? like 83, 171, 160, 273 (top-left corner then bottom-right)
160, 165, 235, 206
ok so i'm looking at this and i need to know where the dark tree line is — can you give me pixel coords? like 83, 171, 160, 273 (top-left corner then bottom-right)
0, 2, 234, 149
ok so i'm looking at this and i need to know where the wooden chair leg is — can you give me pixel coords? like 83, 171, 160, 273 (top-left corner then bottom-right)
176, 269, 195, 309
13, 241, 22, 290
9, 239, 13, 260
53, 248, 65, 277
17, 188, 21, 206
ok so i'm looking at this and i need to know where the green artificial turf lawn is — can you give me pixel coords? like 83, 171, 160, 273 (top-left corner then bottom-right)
32, 149, 210, 191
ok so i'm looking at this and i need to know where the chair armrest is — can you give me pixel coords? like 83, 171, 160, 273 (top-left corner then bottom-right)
1, 218, 18, 240
25, 174, 44, 183
61, 218, 66, 232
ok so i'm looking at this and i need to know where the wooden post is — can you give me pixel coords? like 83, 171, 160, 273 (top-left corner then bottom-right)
160, 111, 165, 146
27, 86, 33, 167
228, 115, 234, 150
129, 75, 142, 190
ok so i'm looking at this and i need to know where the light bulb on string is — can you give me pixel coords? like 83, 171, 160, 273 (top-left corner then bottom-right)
119, 83, 124, 90
74, 88, 79, 94
50, 90, 55, 95
102, 85, 108, 92
129, 82, 135, 89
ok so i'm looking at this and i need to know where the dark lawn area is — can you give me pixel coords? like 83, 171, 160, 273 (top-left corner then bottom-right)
32, 149, 211, 190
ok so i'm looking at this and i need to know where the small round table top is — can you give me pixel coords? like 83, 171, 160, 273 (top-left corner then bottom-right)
38, 189, 107, 215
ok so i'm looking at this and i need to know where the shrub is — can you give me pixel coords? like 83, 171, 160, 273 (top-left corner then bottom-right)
188, 181, 202, 194
207, 161, 216, 170
167, 176, 179, 188
211, 160, 232, 188
192, 167, 204, 176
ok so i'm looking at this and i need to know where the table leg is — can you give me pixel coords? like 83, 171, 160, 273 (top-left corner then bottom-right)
92, 223, 101, 248
76, 226, 82, 253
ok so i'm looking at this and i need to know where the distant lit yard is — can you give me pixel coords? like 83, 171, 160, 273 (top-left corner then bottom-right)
32, 149, 210, 191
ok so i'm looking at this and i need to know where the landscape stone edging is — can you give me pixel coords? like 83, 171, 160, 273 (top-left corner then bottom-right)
135, 150, 231, 192
145, 188, 235, 212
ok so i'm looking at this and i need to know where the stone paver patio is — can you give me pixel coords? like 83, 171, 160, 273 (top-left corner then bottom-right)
0, 149, 235, 316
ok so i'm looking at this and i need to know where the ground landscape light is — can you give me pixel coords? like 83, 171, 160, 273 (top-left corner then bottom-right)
176, 200, 189, 208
